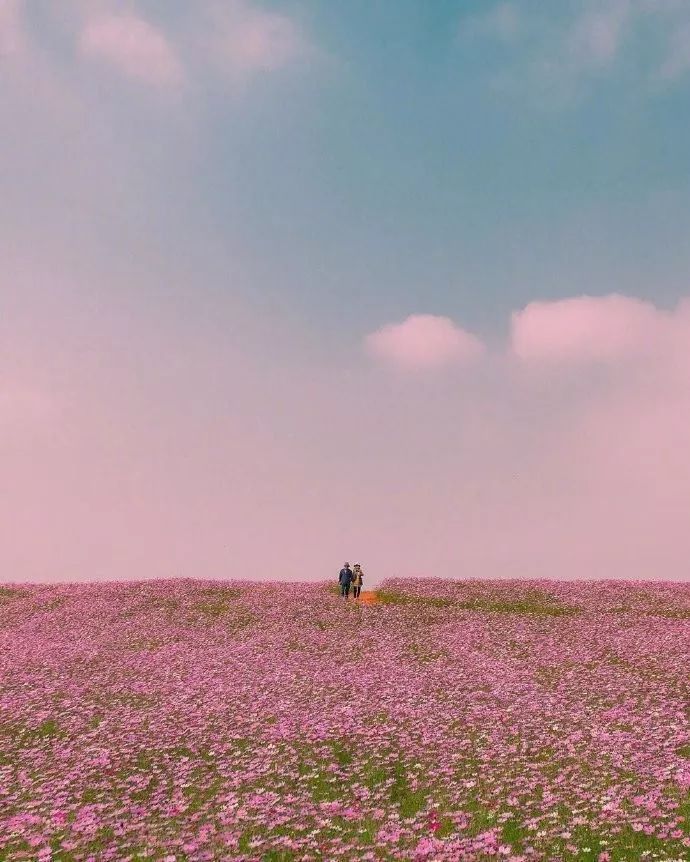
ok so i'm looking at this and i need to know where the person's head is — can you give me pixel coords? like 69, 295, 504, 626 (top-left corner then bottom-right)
354, 564, 361, 570
344, 562, 350, 569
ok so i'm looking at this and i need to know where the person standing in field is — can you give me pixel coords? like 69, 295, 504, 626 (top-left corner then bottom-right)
352, 564, 364, 599
338, 563, 353, 598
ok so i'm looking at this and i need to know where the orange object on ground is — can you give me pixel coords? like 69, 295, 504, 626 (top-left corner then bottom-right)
357, 591, 380, 605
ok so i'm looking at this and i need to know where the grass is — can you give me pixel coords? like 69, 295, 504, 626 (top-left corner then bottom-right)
36, 718, 60, 738
313, 618, 334, 630
375, 591, 453, 608
456, 588, 580, 616
407, 642, 448, 664
375, 588, 579, 616
654, 608, 690, 619
457, 598, 579, 616
391, 772, 426, 818
0, 717, 63, 749
191, 585, 242, 618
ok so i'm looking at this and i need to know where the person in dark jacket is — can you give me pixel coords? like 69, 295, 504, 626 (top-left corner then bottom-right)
338, 563, 353, 597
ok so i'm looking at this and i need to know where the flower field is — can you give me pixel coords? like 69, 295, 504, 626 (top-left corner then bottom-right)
1, 578, 689, 862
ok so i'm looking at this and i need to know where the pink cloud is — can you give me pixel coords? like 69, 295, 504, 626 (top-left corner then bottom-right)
510, 294, 671, 364
366, 314, 485, 370
79, 11, 184, 88
205, 0, 308, 82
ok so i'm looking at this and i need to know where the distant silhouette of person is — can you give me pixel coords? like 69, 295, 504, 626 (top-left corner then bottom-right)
352, 564, 364, 599
338, 563, 353, 598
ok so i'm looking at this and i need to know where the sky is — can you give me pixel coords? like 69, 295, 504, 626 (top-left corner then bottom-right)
3, 0, 690, 584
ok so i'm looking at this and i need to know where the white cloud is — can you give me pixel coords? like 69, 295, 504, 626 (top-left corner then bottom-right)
79, 11, 185, 88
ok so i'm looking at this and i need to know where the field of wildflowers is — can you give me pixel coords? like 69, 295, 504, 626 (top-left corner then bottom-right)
1, 578, 689, 862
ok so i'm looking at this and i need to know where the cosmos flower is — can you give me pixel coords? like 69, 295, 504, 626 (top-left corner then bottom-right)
0, 577, 687, 860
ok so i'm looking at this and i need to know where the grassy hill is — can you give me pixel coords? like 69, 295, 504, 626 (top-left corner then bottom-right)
1, 579, 689, 861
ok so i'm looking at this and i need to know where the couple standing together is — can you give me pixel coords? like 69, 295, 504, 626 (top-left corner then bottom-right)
338, 562, 364, 598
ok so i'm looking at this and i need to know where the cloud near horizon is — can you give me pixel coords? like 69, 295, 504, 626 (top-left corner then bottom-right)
6, 271, 690, 583
357, 292, 690, 580
365, 314, 486, 370
510, 294, 676, 364
367, 293, 689, 370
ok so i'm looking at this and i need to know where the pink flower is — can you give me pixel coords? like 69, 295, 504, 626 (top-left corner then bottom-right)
414, 836, 437, 858
52, 810, 67, 826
